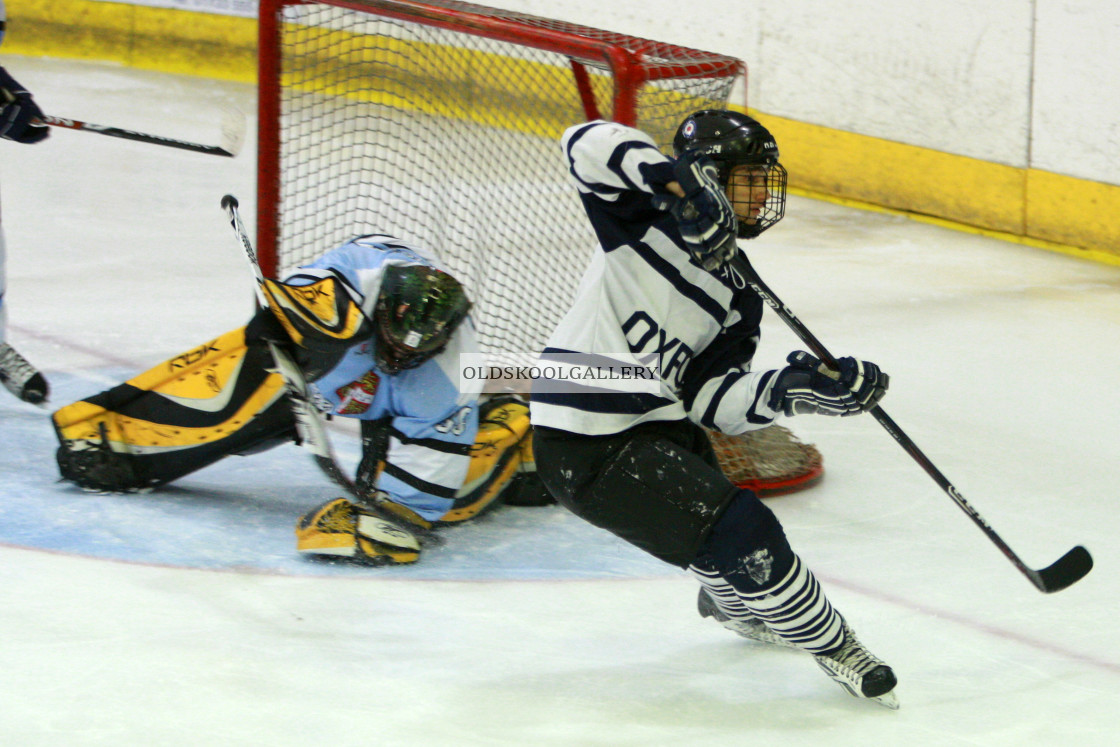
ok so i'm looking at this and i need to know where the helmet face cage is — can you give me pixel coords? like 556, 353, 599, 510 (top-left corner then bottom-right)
727, 161, 787, 239
673, 110, 788, 239
373, 265, 471, 374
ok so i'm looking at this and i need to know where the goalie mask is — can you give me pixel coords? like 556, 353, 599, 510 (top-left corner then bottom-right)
373, 264, 471, 374
673, 109, 788, 239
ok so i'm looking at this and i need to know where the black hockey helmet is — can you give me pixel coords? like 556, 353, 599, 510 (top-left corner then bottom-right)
673, 109, 787, 238
373, 264, 471, 374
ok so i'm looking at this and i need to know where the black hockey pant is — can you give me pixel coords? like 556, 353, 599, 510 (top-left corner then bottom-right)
533, 419, 795, 590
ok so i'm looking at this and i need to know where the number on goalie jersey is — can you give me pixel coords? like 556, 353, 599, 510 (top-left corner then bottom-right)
53, 235, 548, 564
530, 111, 898, 708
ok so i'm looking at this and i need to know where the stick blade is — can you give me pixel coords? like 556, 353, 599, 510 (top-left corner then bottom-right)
219, 104, 247, 158
1032, 545, 1093, 593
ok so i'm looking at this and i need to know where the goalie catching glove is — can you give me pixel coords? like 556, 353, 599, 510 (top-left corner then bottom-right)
769, 351, 888, 417
296, 497, 422, 564
653, 153, 739, 271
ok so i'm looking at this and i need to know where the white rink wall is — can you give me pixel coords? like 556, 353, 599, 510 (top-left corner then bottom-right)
47, 0, 1120, 185
490, 0, 1120, 186
7, 0, 1119, 257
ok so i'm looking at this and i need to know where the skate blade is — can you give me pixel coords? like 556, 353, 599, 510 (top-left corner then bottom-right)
870, 689, 900, 710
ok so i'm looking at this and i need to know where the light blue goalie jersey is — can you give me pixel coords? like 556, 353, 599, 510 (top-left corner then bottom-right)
284, 234, 482, 522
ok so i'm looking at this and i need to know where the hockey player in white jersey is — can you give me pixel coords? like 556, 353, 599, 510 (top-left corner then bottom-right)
0, 0, 51, 404
531, 111, 899, 707
54, 235, 540, 564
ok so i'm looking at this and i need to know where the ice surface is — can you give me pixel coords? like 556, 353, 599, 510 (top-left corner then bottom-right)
1, 56, 1118, 746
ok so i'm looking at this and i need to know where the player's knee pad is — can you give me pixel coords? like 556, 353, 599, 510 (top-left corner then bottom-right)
695, 488, 795, 592
52, 327, 295, 491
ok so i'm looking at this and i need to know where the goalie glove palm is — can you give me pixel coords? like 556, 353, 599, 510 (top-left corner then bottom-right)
295, 497, 421, 564
769, 351, 889, 417
654, 154, 738, 271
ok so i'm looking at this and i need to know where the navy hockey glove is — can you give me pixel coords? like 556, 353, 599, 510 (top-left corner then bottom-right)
768, 351, 889, 417
0, 67, 49, 144
654, 154, 738, 271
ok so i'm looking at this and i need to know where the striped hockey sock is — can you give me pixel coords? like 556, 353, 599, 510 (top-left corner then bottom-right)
691, 566, 798, 648
735, 554, 844, 653
693, 554, 844, 654
692, 554, 898, 706
692, 564, 753, 618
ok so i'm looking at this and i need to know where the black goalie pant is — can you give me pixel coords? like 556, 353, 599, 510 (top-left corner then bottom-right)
533, 419, 795, 583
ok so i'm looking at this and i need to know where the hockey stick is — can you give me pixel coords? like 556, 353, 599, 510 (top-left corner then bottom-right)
220, 194, 361, 499
730, 253, 1093, 593
38, 107, 244, 157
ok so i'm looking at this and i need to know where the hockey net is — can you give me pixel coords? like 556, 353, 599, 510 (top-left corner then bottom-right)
257, 0, 822, 495
709, 426, 824, 496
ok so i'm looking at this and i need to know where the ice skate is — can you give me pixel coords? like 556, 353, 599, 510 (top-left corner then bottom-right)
813, 623, 899, 709
697, 588, 798, 649
0, 342, 48, 404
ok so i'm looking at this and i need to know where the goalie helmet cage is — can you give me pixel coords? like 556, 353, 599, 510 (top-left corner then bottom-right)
256, 0, 744, 360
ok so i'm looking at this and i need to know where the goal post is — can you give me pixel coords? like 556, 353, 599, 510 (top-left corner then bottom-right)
256, 0, 744, 360
255, 0, 823, 496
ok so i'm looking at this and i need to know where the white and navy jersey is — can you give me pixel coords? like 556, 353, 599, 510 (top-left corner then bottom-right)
0, 1, 6, 47
530, 121, 785, 437
285, 235, 483, 522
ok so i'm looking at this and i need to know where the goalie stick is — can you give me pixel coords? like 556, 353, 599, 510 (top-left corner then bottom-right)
729, 253, 1092, 594
220, 194, 361, 499
38, 106, 245, 157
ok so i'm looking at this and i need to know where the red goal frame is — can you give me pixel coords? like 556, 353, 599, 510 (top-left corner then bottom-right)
255, 0, 745, 276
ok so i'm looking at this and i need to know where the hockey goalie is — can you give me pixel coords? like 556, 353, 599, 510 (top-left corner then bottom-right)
52, 234, 549, 565
52, 230, 821, 566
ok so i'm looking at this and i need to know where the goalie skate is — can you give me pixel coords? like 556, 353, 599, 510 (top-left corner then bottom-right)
814, 623, 899, 709
0, 342, 48, 404
697, 589, 797, 649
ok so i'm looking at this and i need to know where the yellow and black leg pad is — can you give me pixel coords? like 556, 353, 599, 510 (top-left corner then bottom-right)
51, 327, 296, 491
436, 396, 552, 523
295, 497, 421, 564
